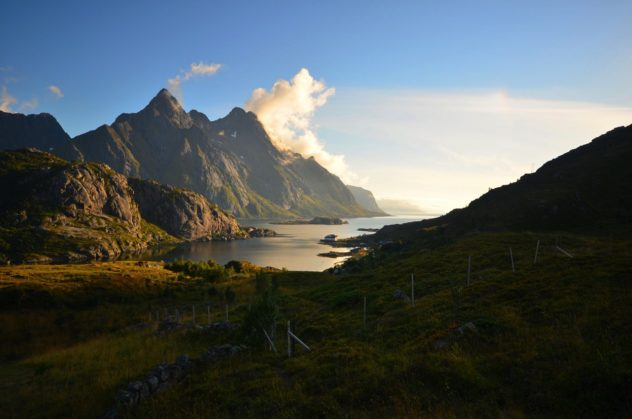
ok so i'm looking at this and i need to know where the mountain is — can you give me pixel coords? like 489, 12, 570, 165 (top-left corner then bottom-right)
54, 89, 370, 218
373, 124, 632, 244
0, 149, 244, 263
0, 111, 72, 152
346, 185, 388, 215
127, 178, 242, 241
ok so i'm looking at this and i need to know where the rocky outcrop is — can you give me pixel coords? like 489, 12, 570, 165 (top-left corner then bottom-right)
0, 149, 252, 263
48, 163, 141, 226
0, 149, 258, 262
346, 185, 388, 215
0, 149, 155, 262
127, 178, 243, 241
432, 322, 478, 350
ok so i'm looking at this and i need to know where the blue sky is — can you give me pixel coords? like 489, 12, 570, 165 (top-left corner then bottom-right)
2, 1, 632, 213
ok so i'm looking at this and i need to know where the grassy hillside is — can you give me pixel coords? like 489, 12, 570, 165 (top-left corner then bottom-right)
1, 231, 630, 418
374, 124, 632, 245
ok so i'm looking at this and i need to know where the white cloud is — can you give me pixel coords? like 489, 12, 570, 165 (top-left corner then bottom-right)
167, 62, 222, 104
19, 97, 38, 112
244, 68, 358, 183
0, 86, 39, 113
188, 62, 222, 77
316, 89, 632, 212
48, 85, 63, 98
0, 86, 17, 112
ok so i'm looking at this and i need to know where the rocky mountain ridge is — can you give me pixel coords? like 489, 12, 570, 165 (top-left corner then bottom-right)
0, 149, 247, 263
38, 89, 372, 218
127, 178, 242, 241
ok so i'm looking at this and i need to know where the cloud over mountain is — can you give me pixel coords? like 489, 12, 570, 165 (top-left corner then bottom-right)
167, 62, 222, 103
245, 68, 355, 183
0, 86, 16, 112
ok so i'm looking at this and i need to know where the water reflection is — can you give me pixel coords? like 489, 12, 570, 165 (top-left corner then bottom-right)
154, 216, 424, 271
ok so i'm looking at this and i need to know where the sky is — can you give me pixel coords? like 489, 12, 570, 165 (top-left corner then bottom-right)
2, 0, 632, 214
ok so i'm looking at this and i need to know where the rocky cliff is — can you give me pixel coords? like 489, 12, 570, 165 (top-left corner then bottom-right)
0, 149, 153, 262
127, 178, 243, 241
346, 185, 388, 215
0, 149, 246, 263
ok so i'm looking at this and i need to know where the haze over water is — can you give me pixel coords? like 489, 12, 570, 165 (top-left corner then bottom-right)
159, 216, 424, 271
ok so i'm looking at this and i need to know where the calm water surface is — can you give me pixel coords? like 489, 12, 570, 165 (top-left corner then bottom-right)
158, 216, 425, 271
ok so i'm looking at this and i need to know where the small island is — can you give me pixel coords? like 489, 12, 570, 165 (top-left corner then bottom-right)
318, 247, 367, 258
241, 226, 277, 238
271, 216, 348, 225
357, 227, 379, 232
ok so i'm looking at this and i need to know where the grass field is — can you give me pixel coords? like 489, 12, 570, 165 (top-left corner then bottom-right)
0, 231, 630, 418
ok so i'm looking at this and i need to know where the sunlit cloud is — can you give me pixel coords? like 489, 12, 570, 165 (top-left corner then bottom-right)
0, 86, 17, 112
167, 62, 222, 104
245, 68, 359, 183
316, 89, 632, 212
48, 85, 63, 98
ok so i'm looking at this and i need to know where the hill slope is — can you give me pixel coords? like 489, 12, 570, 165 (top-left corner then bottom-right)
374, 124, 632, 244
0, 125, 630, 418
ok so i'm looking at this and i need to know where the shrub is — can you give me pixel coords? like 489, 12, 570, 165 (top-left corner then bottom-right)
164, 259, 229, 282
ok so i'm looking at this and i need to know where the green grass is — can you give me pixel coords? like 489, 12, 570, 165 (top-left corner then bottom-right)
0, 232, 630, 418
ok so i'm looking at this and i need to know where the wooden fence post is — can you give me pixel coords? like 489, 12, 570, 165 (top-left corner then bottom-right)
534, 240, 540, 264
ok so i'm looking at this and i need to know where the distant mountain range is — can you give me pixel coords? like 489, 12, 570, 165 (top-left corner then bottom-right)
373, 124, 632, 244
0, 90, 386, 218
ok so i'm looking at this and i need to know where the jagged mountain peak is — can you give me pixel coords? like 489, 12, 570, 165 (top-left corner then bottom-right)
1, 89, 374, 219
137, 89, 191, 128
227, 107, 247, 117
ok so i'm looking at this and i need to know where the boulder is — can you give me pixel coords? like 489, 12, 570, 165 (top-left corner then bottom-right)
393, 288, 410, 302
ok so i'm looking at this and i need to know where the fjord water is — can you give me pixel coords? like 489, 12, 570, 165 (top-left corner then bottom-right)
159, 216, 424, 271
